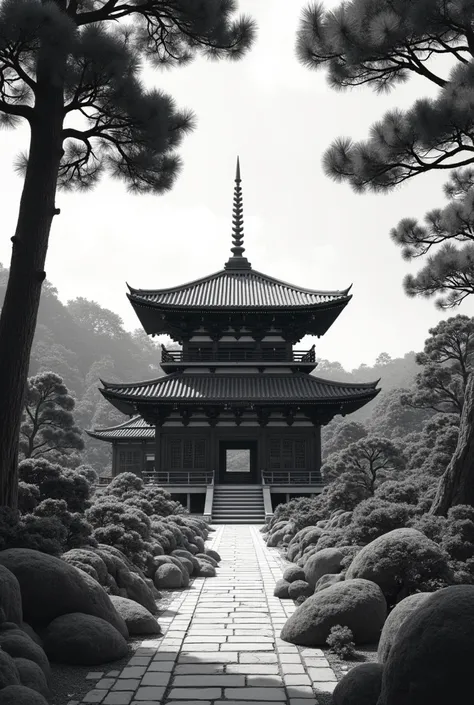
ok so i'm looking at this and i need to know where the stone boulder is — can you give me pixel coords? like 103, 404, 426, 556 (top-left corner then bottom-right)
0, 631, 50, 677
378, 585, 474, 705
333, 662, 384, 705
154, 564, 183, 589
274, 579, 290, 599
205, 549, 221, 562
377, 592, 431, 664
14, 658, 49, 697
196, 553, 218, 568
62, 549, 108, 584
0, 549, 128, 638
0, 649, 20, 689
0, 565, 22, 625
346, 529, 452, 605
172, 550, 199, 575
288, 580, 313, 600
115, 569, 158, 615
197, 559, 216, 578
20, 624, 42, 648
314, 573, 345, 593
283, 565, 306, 583
0, 685, 48, 704
43, 612, 129, 666
280, 579, 387, 646
110, 596, 161, 636
304, 548, 346, 589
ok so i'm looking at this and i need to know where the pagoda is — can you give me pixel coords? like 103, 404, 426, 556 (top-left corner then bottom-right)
89, 159, 379, 521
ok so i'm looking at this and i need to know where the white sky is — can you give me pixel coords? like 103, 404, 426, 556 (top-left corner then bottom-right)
0, 0, 472, 370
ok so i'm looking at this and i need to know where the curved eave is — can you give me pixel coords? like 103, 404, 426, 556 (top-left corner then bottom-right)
99, 380, 380, 417
127, 270, 352, 300
127, 293, 352, 313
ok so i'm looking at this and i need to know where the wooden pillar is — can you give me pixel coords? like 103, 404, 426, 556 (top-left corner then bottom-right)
259, 425, 267, 484
209, 424, 217, 483
140, 441, 146, 477
314, 425, 322, 473
187, 493, 191, 512
112, 444, 118, 477
155, 424, 162, 472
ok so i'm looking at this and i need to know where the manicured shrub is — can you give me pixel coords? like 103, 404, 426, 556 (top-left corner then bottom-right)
326, 625, 356, 659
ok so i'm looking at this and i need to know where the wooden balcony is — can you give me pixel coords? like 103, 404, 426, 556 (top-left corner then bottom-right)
262, 470, 324, 486
161, 346, 316, 365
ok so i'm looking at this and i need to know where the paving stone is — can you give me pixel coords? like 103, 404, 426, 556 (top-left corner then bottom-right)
286, 686, 315, 698
247, 675, 284, 686
119, 667, 147, 679
179, 651, 238, 663
86, 673, 105, 680
111, 680, 140, 691
303, 658, 331, 668
96, 679, 116, 689
133, 686, 166, 701
280, 663, 306, 674
168, 688, 222, 699
308, 668, 338, 682
103, 693, 133, 705
147, 660, 175, 671
221, 643, 273, 651
173, 675, 245, 687
82, 692, 107, 704
239, 652, 278, 664
140, 672, 171, 686
227, 664, 279, 675
224, 687, 286, 701
313, 681, 337, 694
284, 674, 313, 686
174, 664, 226, 675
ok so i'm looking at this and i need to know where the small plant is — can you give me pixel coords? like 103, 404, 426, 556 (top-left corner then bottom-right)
326, 625, 356, 660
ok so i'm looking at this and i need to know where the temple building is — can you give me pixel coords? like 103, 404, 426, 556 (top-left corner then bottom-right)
88, 160, 379, 522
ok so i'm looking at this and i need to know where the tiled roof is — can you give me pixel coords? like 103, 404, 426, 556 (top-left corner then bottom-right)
101, 373, 379, 406
128, 270, 351, 310
87, 416, 154, 441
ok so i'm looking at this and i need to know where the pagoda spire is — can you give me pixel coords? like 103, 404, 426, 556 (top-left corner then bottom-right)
225, 156, 251, 270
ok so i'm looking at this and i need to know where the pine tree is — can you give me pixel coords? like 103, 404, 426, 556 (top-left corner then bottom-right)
297, 0, 474, 514
20, 371, 84, 461
0, 0, 255, 508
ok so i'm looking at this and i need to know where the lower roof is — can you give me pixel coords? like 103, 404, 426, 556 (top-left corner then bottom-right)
88, 415, 154, 441
100, 372, 379, 416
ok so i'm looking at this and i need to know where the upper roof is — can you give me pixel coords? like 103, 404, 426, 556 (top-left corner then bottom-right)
128, 270, 352, 310
100, 372, 379, 416
127, 158, 351, 314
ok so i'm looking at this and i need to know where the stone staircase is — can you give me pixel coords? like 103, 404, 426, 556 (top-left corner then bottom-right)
212, 485, 265, 524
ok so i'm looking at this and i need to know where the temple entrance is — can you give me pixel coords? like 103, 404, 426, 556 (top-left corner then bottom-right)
218, 440, 258, 484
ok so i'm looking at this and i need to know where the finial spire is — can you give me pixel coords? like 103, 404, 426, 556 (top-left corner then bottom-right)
225, 156, 251, 271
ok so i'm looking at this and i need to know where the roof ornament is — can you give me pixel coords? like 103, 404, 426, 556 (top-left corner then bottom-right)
225, 156, 252, 271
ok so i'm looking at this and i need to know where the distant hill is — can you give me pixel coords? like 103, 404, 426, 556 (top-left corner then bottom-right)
0, 264, 421, 471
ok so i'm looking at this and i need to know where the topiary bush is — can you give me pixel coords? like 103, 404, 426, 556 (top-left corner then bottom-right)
326, 625, 356, 660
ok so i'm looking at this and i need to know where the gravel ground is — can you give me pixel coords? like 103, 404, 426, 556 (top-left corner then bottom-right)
323, 643, 379, 679
49, 588, 181, 705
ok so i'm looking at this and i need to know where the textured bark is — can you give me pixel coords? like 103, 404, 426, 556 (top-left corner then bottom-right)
430, 374, 474, 516
0, 46, 66, 508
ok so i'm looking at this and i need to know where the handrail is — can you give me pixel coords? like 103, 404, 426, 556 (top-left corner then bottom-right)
262, 470, 324, 485
161, 347, 316, 364
142, 470, 214, 485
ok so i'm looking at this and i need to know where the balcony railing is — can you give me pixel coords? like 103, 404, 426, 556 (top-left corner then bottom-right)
161, 345, 315, 364
262, 470, 324, 486
142, 470, 214, 485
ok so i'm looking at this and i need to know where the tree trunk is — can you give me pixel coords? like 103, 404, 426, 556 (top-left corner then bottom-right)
430, 373, 474, 516
0, 48, 65, 508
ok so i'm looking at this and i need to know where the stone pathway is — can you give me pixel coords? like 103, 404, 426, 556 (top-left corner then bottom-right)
75, 525, 338, 705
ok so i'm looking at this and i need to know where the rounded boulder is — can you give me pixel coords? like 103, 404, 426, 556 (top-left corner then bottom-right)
0, 685, 48, 704
110, 596, 161, 636
205, 549, 221, 562
288, 580, 313, 600
377, 592, 431, 663
0, 649, 20, 689
280, 578, 386, 646
283, 565, 306, 583
0, 632, 50, 677
333, 662, 384, 705
196, 553, 218, 568
304, 548, 346, 589
154, 564, 183, 589
0, 549, 128, 638
378, 585, 474, 705
197, 559, 216, 578
43, 612, 129, 666
0, 564, 22, 625
14, 658, 49, 697
115, 568, 158, 615
314, 573, 345, 593
346, 529, 452, 605
273, 579, 290, 599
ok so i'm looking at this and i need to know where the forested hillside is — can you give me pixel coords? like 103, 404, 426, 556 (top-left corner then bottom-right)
0, 263, 423, 473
